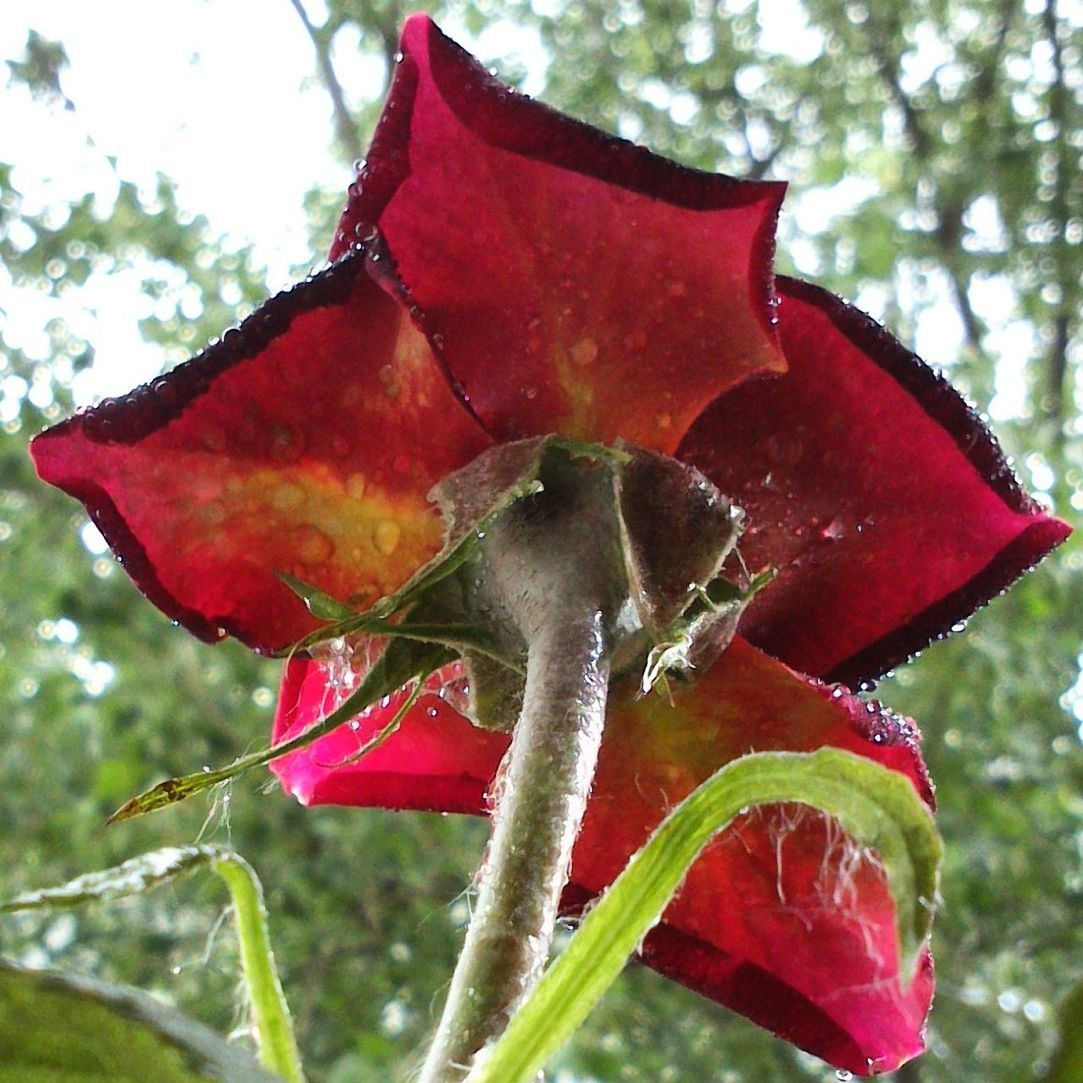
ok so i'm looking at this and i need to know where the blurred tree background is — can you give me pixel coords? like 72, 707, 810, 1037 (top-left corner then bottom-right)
1, 1, 1080, 1080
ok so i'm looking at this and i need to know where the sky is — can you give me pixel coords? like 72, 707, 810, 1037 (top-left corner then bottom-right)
0, 1, 359, 406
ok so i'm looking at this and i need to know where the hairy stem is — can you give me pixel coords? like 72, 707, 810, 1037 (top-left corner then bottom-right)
419, 614, 610, 1082
213, 853, 306, 1083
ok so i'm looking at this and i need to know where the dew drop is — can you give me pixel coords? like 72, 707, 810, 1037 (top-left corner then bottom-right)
346, 472, 367, 500
200, 500, 225, 525
269, 424, 304, 464
374, 519, 401, 556
293, 523, 335, 565
378, 363, 398, 396
271, 483, 306, 511
570, 337, 598, 367
656, 412, 672, 431
201, 426, 227, 453
820, 517, 846, 541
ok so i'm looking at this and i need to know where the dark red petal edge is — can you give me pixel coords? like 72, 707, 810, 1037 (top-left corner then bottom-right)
560, 881, 926, 1076
334, 16, 785, 344
778, 277, 1072, 688
43, 252, 368, 447
32, 250, 368, 646
639, 923, 933, 1077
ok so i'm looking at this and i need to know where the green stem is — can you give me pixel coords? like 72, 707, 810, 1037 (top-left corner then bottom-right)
213, 853, 306, 1083
419, 614, 610, 1082
418, 454, 625, 1083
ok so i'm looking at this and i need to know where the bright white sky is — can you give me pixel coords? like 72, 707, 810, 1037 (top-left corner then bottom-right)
0, 1, 553, 409
0, 0, 358, 406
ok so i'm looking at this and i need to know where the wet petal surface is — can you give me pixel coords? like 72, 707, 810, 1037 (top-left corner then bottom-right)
271, 656, 507, 812
681, 277, 1071, 685
273, 636, 932, 1073
32, 253, 491, 652
333, 14, 786, 452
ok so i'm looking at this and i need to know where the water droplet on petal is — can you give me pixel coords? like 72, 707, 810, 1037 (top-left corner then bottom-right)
570, 338, 598, 367
346, 473, 367, 500
820, 517, 846, 541
374, 520, 401, 556
656, 412, 672, 431
271, 483, 306, 511
378, 364, 398, 397
293, 523, 335, 565
269, 425, 304, 464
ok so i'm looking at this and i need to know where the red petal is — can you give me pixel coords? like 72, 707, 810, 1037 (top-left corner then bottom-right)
270, 656, 507, 813
332, 14, 786, 452
680, 277, 1071, 685
573, 637, 933, 1075
31, 253, 491, 652
272, 637, 932, 1073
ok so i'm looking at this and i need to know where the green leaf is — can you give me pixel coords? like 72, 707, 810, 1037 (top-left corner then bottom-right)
1, 845, 223, 913
467, 748, 941, 1083
0, 959, 280, 1082
2, 847, 304, 1083
108, 638, 453, 823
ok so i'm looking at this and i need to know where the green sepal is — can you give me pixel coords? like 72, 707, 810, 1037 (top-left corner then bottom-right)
107, 637, 453, 824
640, 568, 776, 696
466, 748, 941, 1083
277, 572, 357, 622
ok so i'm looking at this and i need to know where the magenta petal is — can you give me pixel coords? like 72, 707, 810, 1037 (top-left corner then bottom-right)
680, 277, 1071, 685
332, 14, 786, 452
31, 253, 491, 653
270, 656, 508, 813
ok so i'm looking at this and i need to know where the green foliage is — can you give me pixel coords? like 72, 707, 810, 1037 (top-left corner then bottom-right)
1, 5, 1080, 1082
0, 959, 278, 1082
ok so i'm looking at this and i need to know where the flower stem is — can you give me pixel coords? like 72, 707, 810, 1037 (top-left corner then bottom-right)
419, 611, 610, 1082
212, 853, 306, 1083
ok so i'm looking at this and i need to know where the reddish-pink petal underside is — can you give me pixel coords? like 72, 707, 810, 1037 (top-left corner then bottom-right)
271, 637, 932, 1074
574, 636, 933, 1075
680, 277, 1071, 686
331, 14, 786, 452
31, 253, 491, 652
271, 656, 507, 812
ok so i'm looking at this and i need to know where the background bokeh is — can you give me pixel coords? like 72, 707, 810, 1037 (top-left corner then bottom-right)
1, 2, 1080, 1080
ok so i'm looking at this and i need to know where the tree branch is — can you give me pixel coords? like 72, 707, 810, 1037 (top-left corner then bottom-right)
288, 0, 363, 164
1040, 0, 1072, 429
